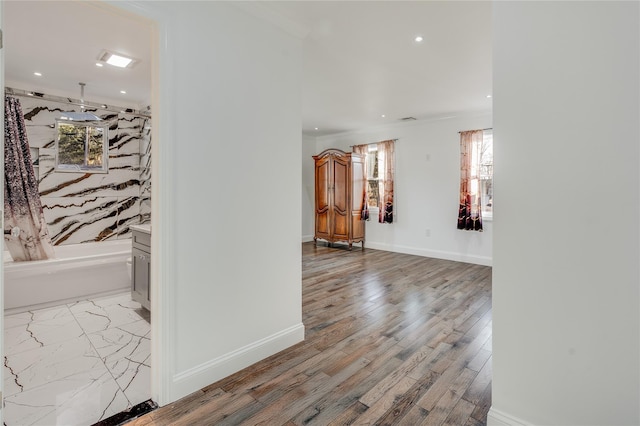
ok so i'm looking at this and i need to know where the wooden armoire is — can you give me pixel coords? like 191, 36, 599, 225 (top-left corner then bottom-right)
313, 148, 366, 250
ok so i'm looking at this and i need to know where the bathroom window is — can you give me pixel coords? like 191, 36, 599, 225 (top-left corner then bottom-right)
55, 120, 109, 173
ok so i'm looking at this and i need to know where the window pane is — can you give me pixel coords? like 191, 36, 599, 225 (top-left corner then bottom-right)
87, 126, 104, 167
58, 123, 85, 165
367, 179, 379, 208
481, 178, 493, 215
367, 149, 378, 179
481, 130, 493, 215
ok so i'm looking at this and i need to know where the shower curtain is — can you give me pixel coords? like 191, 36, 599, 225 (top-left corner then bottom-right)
4, 96, 55, 261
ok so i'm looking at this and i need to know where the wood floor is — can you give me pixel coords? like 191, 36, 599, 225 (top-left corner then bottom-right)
128, 242, 492, 425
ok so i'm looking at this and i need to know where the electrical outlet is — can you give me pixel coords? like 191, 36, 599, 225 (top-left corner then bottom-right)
425, 229, 431, 237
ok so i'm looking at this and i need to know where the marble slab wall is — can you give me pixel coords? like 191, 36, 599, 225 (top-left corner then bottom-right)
139, 117, 152, 224
17, 96, 151, 245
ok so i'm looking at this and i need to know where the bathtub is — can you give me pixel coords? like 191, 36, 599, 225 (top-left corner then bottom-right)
4, 239, 131, 314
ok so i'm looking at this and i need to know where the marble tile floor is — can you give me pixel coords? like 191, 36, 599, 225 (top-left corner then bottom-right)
3, 292, 151, 426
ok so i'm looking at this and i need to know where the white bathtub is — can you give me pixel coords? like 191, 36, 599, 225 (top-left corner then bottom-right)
4, 239, 131, 314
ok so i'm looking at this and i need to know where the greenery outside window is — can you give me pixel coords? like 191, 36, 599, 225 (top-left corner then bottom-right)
56, 120, 108, 173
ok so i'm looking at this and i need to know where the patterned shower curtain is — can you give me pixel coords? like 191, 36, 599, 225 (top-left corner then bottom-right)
4, 96, 55, 261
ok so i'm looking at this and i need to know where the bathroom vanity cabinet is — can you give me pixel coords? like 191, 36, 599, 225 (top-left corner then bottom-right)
131, 225, 151, 311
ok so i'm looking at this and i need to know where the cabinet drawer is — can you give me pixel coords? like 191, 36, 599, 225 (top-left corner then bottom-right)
133, 230, 151, 249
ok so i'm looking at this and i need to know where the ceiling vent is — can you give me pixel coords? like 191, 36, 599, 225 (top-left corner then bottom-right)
399, 117, 417, 121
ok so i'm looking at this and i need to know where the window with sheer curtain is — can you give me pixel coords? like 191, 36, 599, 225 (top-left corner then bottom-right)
457, 129, 493, 231
353, 139, 395, 223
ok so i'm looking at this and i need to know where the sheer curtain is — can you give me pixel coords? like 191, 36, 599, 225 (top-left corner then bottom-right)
457, 130, 484, 231
4, 96, 55, 260
352, 144, 369, 220
377, 139, 395, 223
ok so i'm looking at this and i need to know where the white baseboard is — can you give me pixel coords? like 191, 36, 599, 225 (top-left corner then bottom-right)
487, 407, 533, 426
364, 242, 492, 266
170, 323, 305, 402
301, 234, 314, 243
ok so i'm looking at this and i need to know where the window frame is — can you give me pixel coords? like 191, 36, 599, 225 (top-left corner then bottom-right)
55, 119, 109, 173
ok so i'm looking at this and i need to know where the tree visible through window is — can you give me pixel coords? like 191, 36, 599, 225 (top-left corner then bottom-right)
56, 121, 108, 173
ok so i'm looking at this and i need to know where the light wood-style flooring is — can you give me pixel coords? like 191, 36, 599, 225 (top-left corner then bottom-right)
128, 242, 492, 425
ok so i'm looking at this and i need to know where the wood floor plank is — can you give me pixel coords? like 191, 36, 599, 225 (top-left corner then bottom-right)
419, 367, 478, 424
463, 356, 492, 406
326, 400, 369, 425
353, 375, 417, 425
169, 392, 257, 426
469, 383, 492, 423
467, 348, 492, 373
126, 243, 492, 426
442, 397, 477, 426
290, 368, 372, 425
373, 370, 440, 426
291, 341, 405, 425
359, 344, 433, 407
249, 356, 371, 424
406, 342, 454, 382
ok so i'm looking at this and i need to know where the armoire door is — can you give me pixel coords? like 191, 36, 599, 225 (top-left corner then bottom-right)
315, 155, 331, 240
331, 155, 349, 240
351, 156, 366, 241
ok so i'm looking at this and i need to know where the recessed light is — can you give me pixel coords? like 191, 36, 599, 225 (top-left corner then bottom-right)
486, 95, 492, 98
120, 90, 127, 94
108, 55, 133, 68
96, 63, 104, 67
33, 72, 42, 77
314, 127, 319, 130
414, 35, 423, 43
97, 50, 138, 69
381, 114, 386, 118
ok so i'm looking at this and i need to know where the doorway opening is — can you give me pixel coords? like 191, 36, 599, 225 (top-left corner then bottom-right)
2, 1, 159, 424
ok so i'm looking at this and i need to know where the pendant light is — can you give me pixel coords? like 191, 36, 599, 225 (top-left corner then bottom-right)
59, 82, 102, 122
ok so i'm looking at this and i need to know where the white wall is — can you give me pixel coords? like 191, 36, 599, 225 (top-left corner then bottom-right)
308, 113, 492, 266
113, 1, 304, 404
491, 2, 639, 425
302, 134, 316, 241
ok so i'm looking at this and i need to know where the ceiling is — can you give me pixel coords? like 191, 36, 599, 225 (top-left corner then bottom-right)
4, 1, 153, 110
4, 1, 492, 136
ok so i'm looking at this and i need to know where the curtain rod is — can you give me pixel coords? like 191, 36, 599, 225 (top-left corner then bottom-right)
458, 128, 492, 133
349, 138, 398, 148
4, 87, 151, 118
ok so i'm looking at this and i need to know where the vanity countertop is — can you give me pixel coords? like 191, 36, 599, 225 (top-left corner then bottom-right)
131, 224, 151, 234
